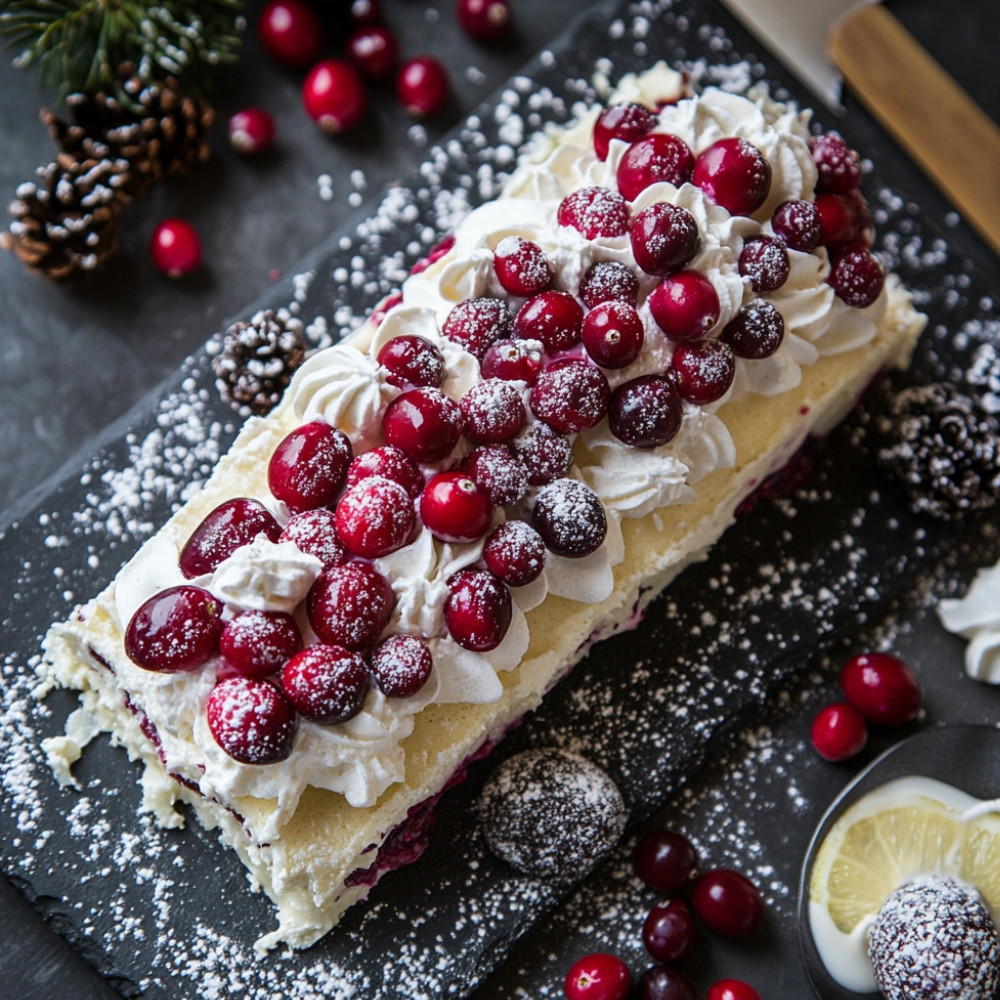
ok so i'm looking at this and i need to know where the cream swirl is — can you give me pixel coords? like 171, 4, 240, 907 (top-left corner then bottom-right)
209, 536, 322, 615
938, 563, 1000, 683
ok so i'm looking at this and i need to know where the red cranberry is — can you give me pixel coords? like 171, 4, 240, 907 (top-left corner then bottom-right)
383, 387, 464, 463
581, 301, 644, 369
692, 137, 772, 216
579, 260, 640, 309
444, 569, 512, 651
462, 443, 528, 506
370, 634, 433, 698
811, 702, 868, 761
125, 585, 223, 672
649, 271, 720, 343
227, 108, 276, 155
420, 471, 492, 542
633, 829, 699, 892
219, 610, 302, 679
671, 339, 735, 405
827, 248, 884, 309
630, 203, 699, 276
707, 980, 762, 1000
150, 218, 201, 277
268, 421, 353, 513
350, 0, 380, 26
593, 102, 657, 161
814, 192, 861, 250
494, 236, 552, 296
335, 477, 415, 558
483, 520, 546, 586
771, 199, 821, 253
557, 186, 630, 239
564, 953, 631, 1000
532, 478, 606, 557
609, 375, 683, 448
637, 965, 699, 1000
307, 563, 394, 651
480, 338, 543, 384
720, 301, 784, 359
347, 25, 398, 79
206, 676, 297, 765
258, 0, 322, 68
616, 132, 695, 202
739, 236, 790, 293
810, 132, 862, 194
456, 0, 510, 41
642, 899, 697, 964
460, 378, 527, 443
443, 297, 513, 360
530, 358, 610, 434
302, 60, 366, 134
690, 868, 763, 938
281, 644, 369, 724
514, 290, 584, 353
514, 423, 573, 486
846, 188, 875, 247
377, 334, 445, 388
345, 445, 424, 499
280, 508, 346, 568
840, 651, 921, 726
396, 55, 449, 116
179, 498, 282, 578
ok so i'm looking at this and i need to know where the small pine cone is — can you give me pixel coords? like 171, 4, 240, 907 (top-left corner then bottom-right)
879, 381, 1000, 519
1, 153, 128, 282
213, 310, 307, 416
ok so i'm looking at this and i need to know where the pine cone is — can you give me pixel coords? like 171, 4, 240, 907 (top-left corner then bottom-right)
1, 153, 127, 282
213, 310, 307, 416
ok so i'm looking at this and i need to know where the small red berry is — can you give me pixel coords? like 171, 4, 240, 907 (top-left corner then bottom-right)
608, 375, 683, 449
811, 702, 868, 761
461, 443, 528, 506
227, 108, 276, 155
335, 477, 416, 558
494, 236, 552, 296
377, 334, 445, 389
810, 132, 862, 194
268, 421, 353, 513
307, 563, 395, 651
827, 248, 885, 309
771, 198, 821, 253
642, 898, 697, 963
671, 339, 735, 405
347, 25, 398, 79
564, 953, 631, 1000
345, 445, 424, 499
530, 358, 610, 434
690, 868, 764, 938
630, 202, 699, 276
707, 981, 762, 1000
593, 102, 657, 162
814, 192, 862, 250
206, 676, 297, 764
125, 586, 224, 673
637, 965, 698, 1000
616, 132, 695, 202
420, 471, 492, 542
281, 644, 369, 724
648, 270, 721, 343
280, 508, 346, 568
514, 423, 573, 486
720, 301, 784, 360
532, 478, 606, 557
692, 137, 772, 216
840, 652, 921, 726
460, 378, 526, 443
443, 297, 513, 360
350, 0, 381, 27
581, 300, 644, 369
219, 610, 302, 679
579, 260, 639, 309
303, 60, 366, 135
444, 569, 512, 651
557, 186, 630, 239
382, 386, 464, 463
514, 290, 584, 353
633, 829, 699, 892
258, 0, 322, 68
179, 497, 282, 578
150, 218, 202, 277
739, 236, 790, 293
483, 520, 546, 586
480, 338, 543, 384
396, 55, 449, 117
456, 0, 510, 42
369, 634, 433, 698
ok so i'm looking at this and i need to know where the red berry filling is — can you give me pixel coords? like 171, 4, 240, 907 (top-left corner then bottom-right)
281, 644, 369, 724
377, 334, 445, 388
593, 101, 657, 161
220, 610, 302, 679
692, 137, 772, 216
444, 569, 512, 651
483, 520, 546, 586
179, 497, 282, 578
420, 471, 492, 542
307, 563, 395, 651
530, 358, 610, 434
616, 132, 695, 202
207, 675, 297, 765
383, 386, 464, 463
630, 202, 699, 276
369, 634, 433, 698
268, 421, 353, 513
531, 478, 606, 557
557, 186, 630, 239
125, 585, 224, 672
335, 477, 416, 558
442, 296, 513, 360
493, 236, 552, 296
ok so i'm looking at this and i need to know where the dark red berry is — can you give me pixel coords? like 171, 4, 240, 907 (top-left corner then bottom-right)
150, 218, 201, 277
220, 610, 302, 679
633, 829, 699, 892
692, 137, 772, 216
771, 198, 821, 252
347, 25, 398, 79
671, 339, 735, 405
532, 478, 606, 557
810, 132, 862, 194
739, 236, 790, 293
302, 60, 366, 134
125, 585, 223, 672
350, 0, 380, 26
480, 338, 543, 384
557, 186, 630, 239
707, 980, 762, 1000
461, 443, 528, 506
281, 644, 369, 724
579, 260, 640, 309
383, 387, 464, 463
514, 290, 584, 353
630, 202, 699, 276
609, 375, 683, 448
530, 358, 610, 433
258, 0, 322, 68
581, 300, 644, 369
227, 108, 276, 155
564, 952, 631, 1000
377, 334, 445, 388
494, 236, 552, 296
335, 477, 416, 558
637, 965, 698, 1000
206, 676, 297, 765
514, 423, 573, 486
642, 899, 697, 964
460, 378, 527, 444
345, 445, 425, 499
593, 102, 657, 161
814, 192, 861, 250
840, 652, 921, 726
280, 508, 346, 568
690, 868, 763, 937
720, 301, 784, 359
268, 421, 353, 513
420, 471, 492, 542
846, 188, 875, 247
307, 563, 394, 651
444, 569, 512, 651
456, 0, 510, 40
443, 297, 513, 360
648, 271, 720, 343
370, 634, 433, 698
396, 55, 449, 116
616, 132, 695, 202
179, 498, 282, 578
483, 520, 546, 586
827, 248, 885, 309
811, 702, 868, 761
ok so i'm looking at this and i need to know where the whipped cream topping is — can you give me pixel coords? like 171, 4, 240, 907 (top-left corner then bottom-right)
209, 536, 322, 615
938, 563, 1000, 683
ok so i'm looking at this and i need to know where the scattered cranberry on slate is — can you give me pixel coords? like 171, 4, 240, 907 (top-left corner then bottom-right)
179, 497, 282, 578
483, 520, 546, 586
461, 443, 528, 505
593, 101, 658, 161
302, 60, 366, 134
369, 634, 433, 698
692, 137, 771, 216
281, 644, 369, 724
671, 339, 735, 405
420, 470, 492, 542
258, 0, 322, 68
642, 898, 698, 963
581, 300, 645, 369
771, 198, 821, 253
377, 334, 445, 388
531, 478, 607, 557
557, 186, 631, 239
616, 132, 695, 201
810, 132, 862, 194
268, 421, 353, 512
564, 953, 632, 1000
345, 444, 425, 499
633, 829, 699, 892
494, 235, 552, 296
335, 476, 416, 558
630, 202, 699, 276
444, 569, 512, 650
307, 562, 395, 651
648, 270, 720, 342
579, 260, 640, 309
827, 248, 885, 309
125, 586, 224, 673
443, 296, 514, 360
840, 652, 922, 726
347, 25, 398, 79
150, 218, 202, 277
608, 375, 683, 449
690, 868, 763, 938
456, 0, 511, 42
280, 508, 347, 568
397, 55, 449, 116
530, 358, 610, 434
480, 337, 543, 384
220, 610, 302, 679
382, 386, 464, 463
514, 290, 584, 353
738, 236, 789, 293
227, 108, 276, 155
707, 980, 762, 1000
811, 702, 869, 761
637, 964, 699, 1000
206, 675, 297, 764
720, 301, 784, 360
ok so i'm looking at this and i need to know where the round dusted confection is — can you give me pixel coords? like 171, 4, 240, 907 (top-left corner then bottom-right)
478, 748, 627, 879
879, 382, 1000, 519
868, 877, 1000, 1000
213, 309, 307, 415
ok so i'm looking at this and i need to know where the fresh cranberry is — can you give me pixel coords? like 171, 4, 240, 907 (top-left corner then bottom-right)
460, 378, 527, 443
179, 497, 282, 578
564, 953, 631, 1000
307, 563, 395, 651
771, 198, 821, 252
377, 334, 445, 388
637, 965, 699, 1000
420, 471, 492, 542
579, 260, 640, 309
557, 186, 630, 239
593, 102, 657, 161
347, 25, 398, 79
125, 586, 223, 672
444, 569, 512, 651
514, 423, 573, 486
227, 108, 276, 155
280, 508, 346, 568
345, 445, 424, 499
350, 0, 380, 26
219, 610, 302, 679
480, 338, 543, 384
268, 421, 353, 513
811, 702, 868, 761
335, 477, 415, 558
302, 60, 366, 134
840, 652, 921, 726
616, 132, 695, 202
720, 301, 784, 359
456, 0, 510, 40
649, 271, 720, 343
258, 0, 322, 68
581, 300, 644, 369
690, 868, 763, 938
739, 236, 789, 293
396, 55, 449, 116
642, 899, 697, 964
494, 236, 552, 296
630, 203, 699, 277
810, 132, 862, 194
461, 443, 528, 506
383, 386, 464, 463
827, 248, 884, 308
671, 339, 735, 405
514, 291, 584, 353
814, 192, 861, 250
150, 218, 201, 277
608, 375, 683, 448
483, 520, 546, 586
370, 634, 433, 698
846, 188, 875, 247
206, 676, 297, 764
530, 358, 610, 433
633, 829, 699, 892
443, 297, 513, 360
532, 478, 606, 557
692, 137, 772, 215
281, 644, 369, 724
707, 980, 762, 1000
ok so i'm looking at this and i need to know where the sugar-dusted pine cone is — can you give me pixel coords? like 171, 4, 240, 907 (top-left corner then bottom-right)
213, 309, 307, 416
1, 153, 127, 282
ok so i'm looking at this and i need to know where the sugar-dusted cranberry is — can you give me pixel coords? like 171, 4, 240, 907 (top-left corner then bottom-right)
637, 965, 699, 1000
345, 444, 424, 499
383, 386, 464, 463
814, 192, 861, 250
514, 291, 584, 354
609, 374, 683, 448
514, 423, 574, 486
307, 563, 395, 651
840, 651, 921, 726
281, 644, 369, 724
444, 569, 512, 651
593, 101, 657, 161
630, 202, 699, 277
720, 301, 784, 359
828, 248, 884, 309
483, 520, 546, 586
532, 478, 606, 557
335, 477, 416, 558
671, 339, 735, 405
179, 497, 282, 578
396, 55, 449, 117
771, 198, 821, 253
530, 358, 610, 434
280, 508, 346, 568
564, 952, 631, 1000
633, 829, 699, 892
227, 108, 276, 156
219, 610, 302, 679
480, 338, 543, 384
258, 0, 322, 68
206, 676, 297, 765
125, 585, 223, 672
649, 270, 720, 343
456, 0, 510, 41
268, 421, 353, 513
810, 132, 862, 194
494, 236, 552, 296
302, 60, 366, 135
370, 634, 433, 698
581, 300, 644, 369
707, 980, 762, 1000
347, 25, 398, 79
739, 236, 790, 293
443, 297, 513, 360
420, 471, 492, 542
690, 868, 763, 938
642, 898, 697, 964
811, 702, 868, 761
377, 334, 445, 388
579, 260, 640, 309
460, 378, 527, 444
692, 137, 772, 216
461, 443, 528, 506
616, 132, 695, 202
557, 186, 630, 239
